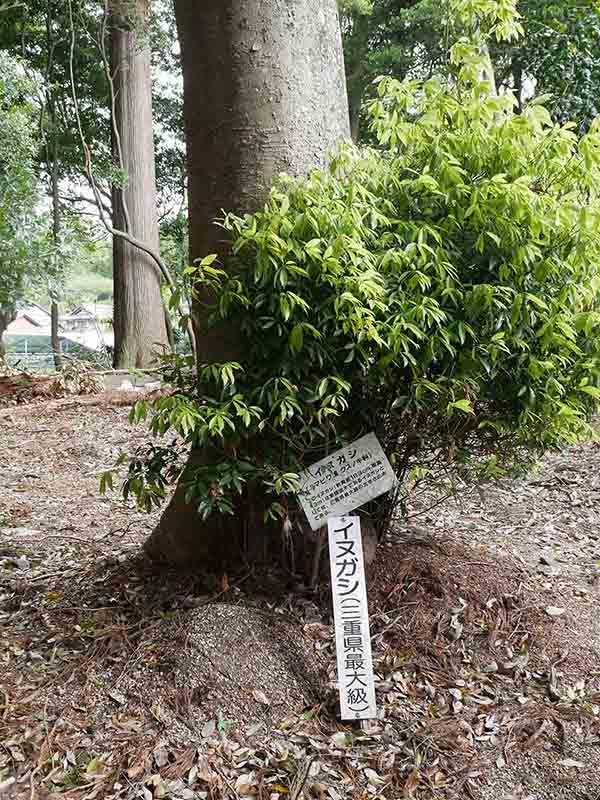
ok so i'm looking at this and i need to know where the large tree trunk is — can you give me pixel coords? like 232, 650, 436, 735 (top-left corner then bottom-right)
145, 0, 350, 567
111, 0, 169, 369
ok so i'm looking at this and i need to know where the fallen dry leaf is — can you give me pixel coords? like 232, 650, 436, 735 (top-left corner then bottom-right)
251, 689, 270, 706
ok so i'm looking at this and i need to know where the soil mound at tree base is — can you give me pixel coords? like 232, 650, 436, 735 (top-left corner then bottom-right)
87, 604, 326, 747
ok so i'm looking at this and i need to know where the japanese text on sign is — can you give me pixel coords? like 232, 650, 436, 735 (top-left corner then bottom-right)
328, 516, 376, 720
297, 433, 396, 531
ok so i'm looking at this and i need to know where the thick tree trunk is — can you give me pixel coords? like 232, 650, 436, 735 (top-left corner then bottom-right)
145, 0, 350, 567
111, 0, 169, 369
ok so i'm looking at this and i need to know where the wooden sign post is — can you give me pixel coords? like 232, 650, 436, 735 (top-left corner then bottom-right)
297, 433, 395, 721
328, 515, 377, 720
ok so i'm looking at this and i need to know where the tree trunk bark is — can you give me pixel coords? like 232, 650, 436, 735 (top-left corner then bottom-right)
348, 84, 363, 143
342, 11, 370, 145
111, 0, 169, 369
0, 307, 15, 364
50, 137, 62, 372
480, 42, 498, 97
513, 58, 523, 113
50, 300, 61, 370
145, 0, 350, 567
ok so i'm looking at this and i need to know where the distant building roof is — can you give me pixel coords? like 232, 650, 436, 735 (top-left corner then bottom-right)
14, 303, 52, 326
70, 303, 113, 320
6, 315, 42, 334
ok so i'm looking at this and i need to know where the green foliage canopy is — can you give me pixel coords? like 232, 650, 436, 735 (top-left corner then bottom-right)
115, 0, 600, 529
0, 53, 43, 311
340, 0, 438, 139
493, 0, 600, 130
0, 1, 111, 181
341, 0, 600, 141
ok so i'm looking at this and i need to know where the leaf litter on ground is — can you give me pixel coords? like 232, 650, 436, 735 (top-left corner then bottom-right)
1, 399, 600, 799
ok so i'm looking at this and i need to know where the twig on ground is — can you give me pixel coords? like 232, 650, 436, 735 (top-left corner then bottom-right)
0, 688, 9, 720
290, 756, 313, 800
215, 766, 240, 799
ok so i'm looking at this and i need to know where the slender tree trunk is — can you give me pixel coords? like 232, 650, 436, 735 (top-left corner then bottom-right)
479, 40, 498, 96
145, 0, 350, 567
513, 58, 523, 113
343, 12, 370, 144
111, 0, 169, 369
50, 136, 62, 372
0, 307, 15, 364
50, 301, 61, 368
164, 307, 175, 350
348, 84, 363, 143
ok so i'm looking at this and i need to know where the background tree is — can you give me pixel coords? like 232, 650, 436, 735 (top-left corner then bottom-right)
0, 0, 183, 368
150, 0, 186, 214
340, 0, 439, 141
0, 53, 44, 360
492, 0, 600, 127
340, 0, 600, 143
110, 0, 170, 368
0, 0, 111, 368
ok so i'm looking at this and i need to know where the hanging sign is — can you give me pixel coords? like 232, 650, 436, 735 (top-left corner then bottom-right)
297, 433, 396, 531
328, 515, 377, 720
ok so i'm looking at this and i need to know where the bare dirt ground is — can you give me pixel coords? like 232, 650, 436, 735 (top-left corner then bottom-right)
1, 397, 600, 800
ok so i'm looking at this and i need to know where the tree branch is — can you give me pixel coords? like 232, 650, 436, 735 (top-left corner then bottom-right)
60, 192, 113, 217
101, 0, 132, 234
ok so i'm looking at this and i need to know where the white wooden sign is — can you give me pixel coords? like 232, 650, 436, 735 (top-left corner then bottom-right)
297, 433, 396, 531
328, 516, 376, 720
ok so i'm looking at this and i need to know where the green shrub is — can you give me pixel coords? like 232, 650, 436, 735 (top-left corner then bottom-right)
117, 1, 600, 527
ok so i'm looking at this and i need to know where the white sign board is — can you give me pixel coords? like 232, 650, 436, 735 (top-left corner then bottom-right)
328, 516, 377, 720
297, 433, 396, 531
